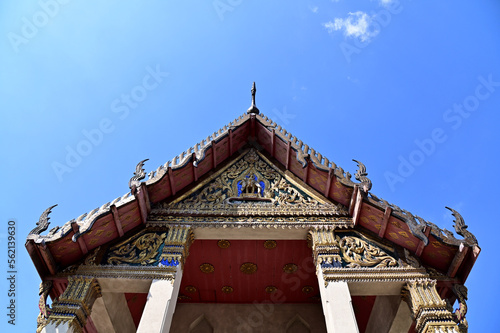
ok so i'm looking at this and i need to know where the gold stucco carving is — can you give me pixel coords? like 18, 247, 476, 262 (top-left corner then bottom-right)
339, 235, 398, 268
159, 226, 194, 268
152, 149, 348, 217
240, 262, 258, 274
200, 263, 215, 273
283, 263, 298, 274
403, 279, 459, 333
106, 232, 166, 265
44, 276, 101, 333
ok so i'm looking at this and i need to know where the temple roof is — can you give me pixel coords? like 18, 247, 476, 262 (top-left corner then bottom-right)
26, 92, 480, 287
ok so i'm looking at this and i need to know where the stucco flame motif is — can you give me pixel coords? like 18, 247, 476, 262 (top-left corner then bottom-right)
29, 204, 58, 236
446, 207, 478, 246
352, 159, 372, 192
129, 158, 149, 192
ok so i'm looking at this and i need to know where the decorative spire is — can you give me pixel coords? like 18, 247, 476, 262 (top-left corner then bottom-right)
246, 82, 260, 115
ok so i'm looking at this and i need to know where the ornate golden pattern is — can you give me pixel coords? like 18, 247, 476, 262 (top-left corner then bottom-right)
338, 236, 398, 268
218, 240, 231, 248
221, 286, 234, 293
283, 263, 298, 274
263, 240, 277, 249
185, 286, 197, 293
308, 229, 341, 267
200, 263, 215, 273
403, 279, 458, 333
159, 226, 194, 268
240, 262, 258, 274
148, 215, 352, 229
106, 232, 166, 265
44, 276, 101, 333
302, 286, 313, 294
152, 149, 348, 217
265, 286, 277, 293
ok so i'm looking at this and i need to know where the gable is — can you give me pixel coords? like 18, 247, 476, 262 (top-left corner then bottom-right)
151, 148, 348, 218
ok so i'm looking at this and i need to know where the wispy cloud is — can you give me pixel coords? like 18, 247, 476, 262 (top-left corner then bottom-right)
324, 11, 379, 42
309, 6, 319, 14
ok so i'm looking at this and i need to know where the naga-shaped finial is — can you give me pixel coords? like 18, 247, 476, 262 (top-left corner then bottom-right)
129, 159, 149, 193
452, 284, 469, 333
352, 159, 372, 192
36, 281, 52, 333
445, 207, 478, 247
246, 82, 260, 115
29, 205, 58, 236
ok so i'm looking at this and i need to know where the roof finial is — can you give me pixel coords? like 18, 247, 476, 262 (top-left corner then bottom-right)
247, 82, 260, 115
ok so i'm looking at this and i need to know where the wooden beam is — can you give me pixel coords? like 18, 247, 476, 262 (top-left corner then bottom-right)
271, 129, 275, 157
39, 241, 58, 275
352, 187, 363, 226
136, 184, 149, 224
378, 206, 392, 238
349, 186, 359, 217
228, 129, 234, 155
303, 159, 309, 183
250, 114, 256, 138
71, 221, 88, 255
285, 141, 291, 170
192, 153, 199, 182
168, 167, 176, 196
212, 141, 217, 169
447, 245, 469, 278
324, 168, 334, 197
415, 226, 431, 257
110, 205, 124, 237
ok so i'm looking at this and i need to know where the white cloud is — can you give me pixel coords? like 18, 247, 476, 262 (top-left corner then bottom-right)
323, 11, 379, 42
309, 6, 319, 14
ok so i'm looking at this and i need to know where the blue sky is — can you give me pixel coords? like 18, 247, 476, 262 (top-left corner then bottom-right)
1, 1, 499, 331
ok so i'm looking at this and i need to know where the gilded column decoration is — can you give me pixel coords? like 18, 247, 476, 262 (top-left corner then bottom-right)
43, 276, 101, 333
309, 230, 399, 269
159, 226, 194, 268
308, 229, 342, 268
403, 279, 459, 333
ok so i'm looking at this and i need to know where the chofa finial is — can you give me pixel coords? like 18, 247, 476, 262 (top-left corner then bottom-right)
247, 82, 260, 115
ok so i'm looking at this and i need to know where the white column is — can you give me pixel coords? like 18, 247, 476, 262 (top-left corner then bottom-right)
318, 268, 359, 333
91, 292, 136, 333
365, 296, 400, 333
137, 269, 183, 333
388, 296, 414, 333
40, 322, 75, 333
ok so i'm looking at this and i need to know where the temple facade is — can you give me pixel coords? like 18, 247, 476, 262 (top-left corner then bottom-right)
27, 84, 479, 333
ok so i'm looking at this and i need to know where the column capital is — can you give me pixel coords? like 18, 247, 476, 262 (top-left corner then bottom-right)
159, 226, 194, 269
307, 228, 342, 269
40, 276, 101, 333
403, 279, 459, 333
